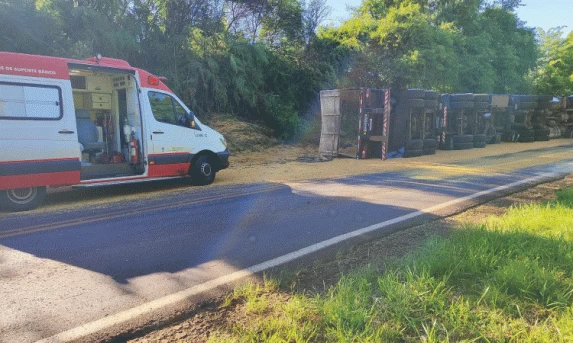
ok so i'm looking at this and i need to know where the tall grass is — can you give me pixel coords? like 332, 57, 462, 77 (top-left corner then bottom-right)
209, 188, 573, 342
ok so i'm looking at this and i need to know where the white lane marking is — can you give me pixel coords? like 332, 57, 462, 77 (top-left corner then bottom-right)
35, 171, 564, 343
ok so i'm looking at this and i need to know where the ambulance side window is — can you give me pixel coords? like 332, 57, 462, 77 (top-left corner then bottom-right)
148, 91, 176, 125
148, 91, 197, 129
0, 82, 62, 120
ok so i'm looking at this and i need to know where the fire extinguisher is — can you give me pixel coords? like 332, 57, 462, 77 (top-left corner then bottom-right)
129, 132, 139, 165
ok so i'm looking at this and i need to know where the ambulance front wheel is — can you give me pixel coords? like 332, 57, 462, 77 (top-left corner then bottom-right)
190, 155, 216, 186
1, 187, 46, 212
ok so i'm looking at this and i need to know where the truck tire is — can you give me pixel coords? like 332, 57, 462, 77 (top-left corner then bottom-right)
1, 186, 46, 212
405, 139, 424, 150
425, 100, 439, 110
474, 102, 489, 110
190, 154, 216, 185
487, 134, 501, 144
473, 134, 487, 143
516, 102, 537, 110
517, 129, 535, 138
518, 136, 535, 143
502, 131, 519, 142
515, 95, 538, 102
403, 149, 424, 158
549, 101, 562, 111
453, 142, 474, 150
408, 99, 425, 109
452, 135, 473, 144
423, 147, 436, 155
473, 94, 489, 102
408, 89, 425, 99
424, 91, 439, 100
450, 101, 474, 110
423, 138, 437, 148
450, 93, 474, 102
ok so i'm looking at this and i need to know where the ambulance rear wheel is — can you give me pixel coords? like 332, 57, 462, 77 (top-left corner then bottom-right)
1, 187, 46, 212
191, 155, 216, 186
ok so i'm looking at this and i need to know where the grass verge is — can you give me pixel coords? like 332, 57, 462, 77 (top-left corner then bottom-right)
208, 187, 573, 342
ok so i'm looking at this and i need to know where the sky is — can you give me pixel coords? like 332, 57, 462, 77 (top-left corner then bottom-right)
324, 0, 573, 37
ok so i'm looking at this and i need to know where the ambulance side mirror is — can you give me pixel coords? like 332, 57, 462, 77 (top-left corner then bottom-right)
186, 111, 196, 128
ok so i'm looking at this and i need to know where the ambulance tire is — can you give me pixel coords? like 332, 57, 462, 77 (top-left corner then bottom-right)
1, 186, 46, 212
190, 154, 216, 186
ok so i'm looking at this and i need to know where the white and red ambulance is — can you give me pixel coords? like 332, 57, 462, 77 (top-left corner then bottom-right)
0, 52, 229, 211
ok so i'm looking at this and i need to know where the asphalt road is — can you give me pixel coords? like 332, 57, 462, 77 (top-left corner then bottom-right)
1, 149, 573, 343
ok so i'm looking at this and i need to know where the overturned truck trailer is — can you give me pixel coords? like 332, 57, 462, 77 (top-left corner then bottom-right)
319, 88, 441, 159
319, 88, 392, 160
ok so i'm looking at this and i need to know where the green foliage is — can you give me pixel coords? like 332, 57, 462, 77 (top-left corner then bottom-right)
0, 0, 559, 138
532, 29, 573, 95
322, 0, 537, 93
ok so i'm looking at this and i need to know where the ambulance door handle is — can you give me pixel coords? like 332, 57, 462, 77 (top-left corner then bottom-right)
153, 131, 164, 134
58, 129, 75, 134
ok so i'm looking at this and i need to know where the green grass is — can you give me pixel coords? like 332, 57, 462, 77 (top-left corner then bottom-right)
209, 187, 573, 342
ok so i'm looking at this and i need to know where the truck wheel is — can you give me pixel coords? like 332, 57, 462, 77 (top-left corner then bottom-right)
423, 147, 436, 155
408, 89, 426, 99
473, 134, 487, 143
452, 135, 473, 144
190, 155, 216, 186
424, 100, 439, 110
405, 139, 424, 150
424, 91, 439, 100
403, 149, 423, 158
1, 187, 46, 212
408, 99, 425, 109
453, 142, 474, 150
450, 101, 474, 110
423, 138, 437, 148
450, 93, 474, 102
473, 94, 489, 102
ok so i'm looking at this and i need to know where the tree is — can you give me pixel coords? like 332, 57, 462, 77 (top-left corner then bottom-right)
532, 28, 573, 95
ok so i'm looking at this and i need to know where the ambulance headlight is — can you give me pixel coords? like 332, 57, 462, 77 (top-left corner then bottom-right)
220, 137, 227, 148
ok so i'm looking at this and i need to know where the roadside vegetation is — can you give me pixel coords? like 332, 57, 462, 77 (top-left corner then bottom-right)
205, 187, 573, 342
2, 1, 573, 141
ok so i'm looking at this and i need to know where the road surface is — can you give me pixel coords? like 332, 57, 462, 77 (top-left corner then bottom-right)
1, 143, 572, 342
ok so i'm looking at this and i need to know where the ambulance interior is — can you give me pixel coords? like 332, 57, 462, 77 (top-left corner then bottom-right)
68, 66, 144, 180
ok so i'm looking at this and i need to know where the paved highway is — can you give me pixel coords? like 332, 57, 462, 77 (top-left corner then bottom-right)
1, 146, 572, 343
